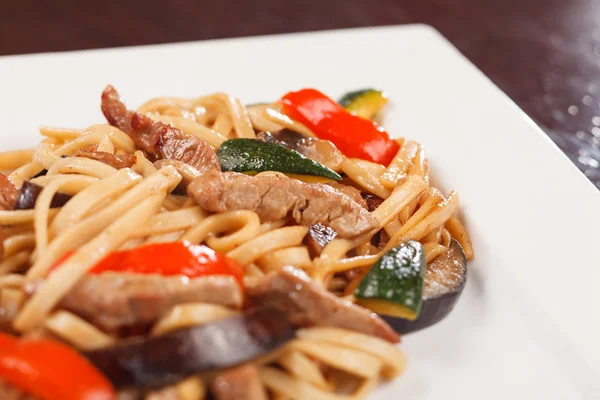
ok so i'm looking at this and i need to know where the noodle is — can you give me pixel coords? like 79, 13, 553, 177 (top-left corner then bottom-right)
182, 210, 261, 253
278, 351, 330, 390
289, 340, 381, 379
152, 303, 239, 336
44, 311, 115, 350
380, 139, 419, 188
227, 226, 309, 266
341, 158, 391, 199
261, 368, 353, 400
0, 149, 34, 171
445, 216, 474, 259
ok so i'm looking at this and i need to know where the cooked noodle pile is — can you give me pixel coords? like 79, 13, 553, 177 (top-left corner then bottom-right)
0, 89, 472, 400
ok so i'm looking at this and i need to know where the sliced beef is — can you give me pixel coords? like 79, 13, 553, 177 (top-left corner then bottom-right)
212, 365, 268, 400
257, 130, 343, 171
188, 172, 378, 238
304, 223, 338, 257
246, 267, 400, 343
59, 273, 243, 331
101, 85, 220, 173
0, 173, 19, 210
73, 144, 137, 169
0, 381, 38, 400
326, 182, 367, 209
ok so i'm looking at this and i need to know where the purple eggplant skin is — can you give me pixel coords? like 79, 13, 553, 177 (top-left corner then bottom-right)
383, 239, 467, 334
13, 181, 72, 210
83, 308, 295, 389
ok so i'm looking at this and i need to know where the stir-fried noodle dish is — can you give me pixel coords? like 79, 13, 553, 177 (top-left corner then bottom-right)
0, 86, 473, 400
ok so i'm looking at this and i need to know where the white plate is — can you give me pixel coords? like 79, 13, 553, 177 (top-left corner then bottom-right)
1, 25, 599, 399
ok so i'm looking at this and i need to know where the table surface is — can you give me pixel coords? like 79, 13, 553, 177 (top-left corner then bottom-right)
3, 0, 600, 189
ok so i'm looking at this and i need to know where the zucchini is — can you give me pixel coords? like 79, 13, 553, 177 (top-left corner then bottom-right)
217, 139, 342, 181
355, 240, 426, 320
383, 239, 467, 334
338, 89, 388, 120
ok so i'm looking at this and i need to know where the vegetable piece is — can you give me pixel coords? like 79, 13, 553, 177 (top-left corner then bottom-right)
355, 240, 426, 320
13, 181, 72, 210
304, 223, 338, 257
280, 89, 399, 166
53, 242, 244, 286
0, 332, 17, 351
0, 332, 115, 400
382, 239, 467, 334
338, 89, 389, 120
256, 129, 344, 171
30, 169, 48, 179
218, 139, 341, 181
84, 308, 295, 389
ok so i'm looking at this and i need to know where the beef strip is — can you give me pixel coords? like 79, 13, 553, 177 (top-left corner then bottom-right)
0, 381, 38, 400
187, 171, 378, 238
101, 85, 220, 173
246, 267, 400, 343
57, 273, 243, 331
256, 130, 343, 171
0, 173, 19, 210
73, 144, 137, 169
326, 182, 367, 209
212, 365, 268, 400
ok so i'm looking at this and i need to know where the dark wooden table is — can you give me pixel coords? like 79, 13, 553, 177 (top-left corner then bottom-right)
3, 0, 600, 189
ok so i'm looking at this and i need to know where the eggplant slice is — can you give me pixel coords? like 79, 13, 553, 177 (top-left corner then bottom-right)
304, 223, 338, 257
13, 181, 72, 210
383, 239, 467, 334
84, 308, 295, 389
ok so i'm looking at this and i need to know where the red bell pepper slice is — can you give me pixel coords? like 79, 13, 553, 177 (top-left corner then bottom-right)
0, 332, 115, 400
52, 242, 244, 287
280, 88, 400, 166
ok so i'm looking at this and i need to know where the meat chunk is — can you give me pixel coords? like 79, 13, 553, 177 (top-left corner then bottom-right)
73, 144, 137, 169
325, 182, 367, 209
212, 365, 267, 400
59, 273, 243, 331
0, 173, 18, 210
101, 85, 220, 173
188, 172, 378, 238
246, 267, 400, 343
0, 381, 38, 400
257, 130, 343, 171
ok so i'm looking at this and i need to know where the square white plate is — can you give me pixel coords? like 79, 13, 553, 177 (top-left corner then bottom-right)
1, 25, 599, 399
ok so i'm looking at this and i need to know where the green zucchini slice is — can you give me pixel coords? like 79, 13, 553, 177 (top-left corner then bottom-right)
338, 89, 389, 120
355, 240, 426, 320
217, 139, 342, 181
